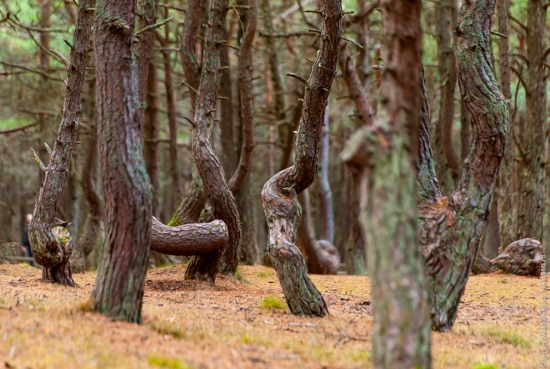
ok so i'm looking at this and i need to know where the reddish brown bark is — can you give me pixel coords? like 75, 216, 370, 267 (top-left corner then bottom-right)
91, 0, 153, 323
144, 62, 160, 218
28, 0, 94, 286
185, 0, 242, 280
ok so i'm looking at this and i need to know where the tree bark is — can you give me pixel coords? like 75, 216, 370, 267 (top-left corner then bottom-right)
144, 62, 160, 218
434, 0, 459, 191
91, 0, 153, 323
184, 0, 242, 280
261, 0, 342, 317
316, 104, 334, 244
170, 0, 208, 227
516, 0, 547, 251
28, 0, 94, 286
420, 0, 509, 331
492, 238, 543, 277
362, 0, 432, 365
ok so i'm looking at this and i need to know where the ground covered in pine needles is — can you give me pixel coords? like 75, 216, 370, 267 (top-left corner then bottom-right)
0, 263, 544, 369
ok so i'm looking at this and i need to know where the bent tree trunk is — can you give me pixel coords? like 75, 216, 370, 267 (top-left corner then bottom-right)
184, 0, 242, 281
91, 0, 153, 323
420, 0, 509, 331
261, 0, 342, 317
28, 0, 94, 286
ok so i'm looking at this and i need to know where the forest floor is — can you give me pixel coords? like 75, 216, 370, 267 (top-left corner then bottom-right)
0, 263, 544, 369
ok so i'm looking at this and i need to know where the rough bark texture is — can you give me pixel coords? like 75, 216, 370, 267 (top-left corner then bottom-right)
471, 254, 497, 274
516, 0, 547, 251
420, 0, 509, 331
28, 0, 93, 286
363, 0, 431, 366
261, 0, 342, 317
91, 0, 153, 323
150, 218, 228, 256
492, 238, 543, 277
434, 0, 459, 191
232, 0, 259, 265
296, 191, 340, 275
185, 0, 242, 280
496, 0, 514, 252
170, 0, 208, 228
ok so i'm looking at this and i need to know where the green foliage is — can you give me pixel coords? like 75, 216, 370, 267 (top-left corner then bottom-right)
257, 270, 271, 278
148, 355, 192, 369
259, 295, 287, 310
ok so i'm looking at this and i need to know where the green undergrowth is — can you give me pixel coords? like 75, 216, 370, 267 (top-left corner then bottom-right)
259, 295, 287, 310
148, 355, 193, 369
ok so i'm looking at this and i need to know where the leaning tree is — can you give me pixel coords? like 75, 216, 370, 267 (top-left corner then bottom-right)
261, 0, 342, 316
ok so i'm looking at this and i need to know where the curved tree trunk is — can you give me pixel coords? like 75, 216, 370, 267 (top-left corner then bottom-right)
261, 0, 342, 317
420, 0, 509, 331
91, 0, 153, 323
28, 0, 94, 286
184, 0, 242, 280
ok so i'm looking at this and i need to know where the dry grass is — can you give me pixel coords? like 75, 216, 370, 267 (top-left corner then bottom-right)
0, 264, 544, 369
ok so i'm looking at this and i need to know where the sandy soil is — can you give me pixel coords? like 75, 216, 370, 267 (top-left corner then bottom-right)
0, 263, 544, 369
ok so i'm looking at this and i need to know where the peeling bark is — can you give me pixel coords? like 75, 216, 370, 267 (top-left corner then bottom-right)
261, 0, 342, 317
29, 0, 94, 286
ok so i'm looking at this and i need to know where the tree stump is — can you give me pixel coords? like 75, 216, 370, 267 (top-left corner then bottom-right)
492, 238, 543, 277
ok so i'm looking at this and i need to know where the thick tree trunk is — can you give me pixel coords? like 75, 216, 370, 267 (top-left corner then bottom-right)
434, 0, 459, 191
420, 0, 509, 331
360, 0, 432, 365
91, 0, 153, 323
261, 0, 342, 317
28, 0, 94, 286
184, 0, 242, 280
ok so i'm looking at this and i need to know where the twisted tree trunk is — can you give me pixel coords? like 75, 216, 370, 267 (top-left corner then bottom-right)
184, 0, 242, 280
261, 0, 342, 317
28, 0, 94, 286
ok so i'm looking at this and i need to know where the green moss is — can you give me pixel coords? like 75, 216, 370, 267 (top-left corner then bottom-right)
147, 355, 192, 369
259, 296, 287, 310
472, 364, 499, 369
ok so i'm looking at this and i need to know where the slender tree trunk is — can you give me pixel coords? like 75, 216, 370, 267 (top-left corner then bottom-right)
170, 0, 208, 227
144, 63, 160, 218
37, 0, 51, 184
434, 0, 459, 192
28, 0, 94, 286
516, 0, 547, 250
91, 0, 153, 323
184, 0, 242, 280
261, 0, 342, 316
316, 104, 334, 244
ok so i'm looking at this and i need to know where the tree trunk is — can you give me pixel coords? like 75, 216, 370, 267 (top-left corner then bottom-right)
144, 62, 160, 218
28, 0, 94, 286
316, 104, 334, 244
492, 238, 543, 276
420, 0, 509, 331
261, 0, 342, 317
434, 0, 459, 192
516, 0, 547, 251
91, 0, 153, 323
184, 0, 242, 280
354, 0, 432, 365
170, 0, 208, 228
296, 191, 340, 274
